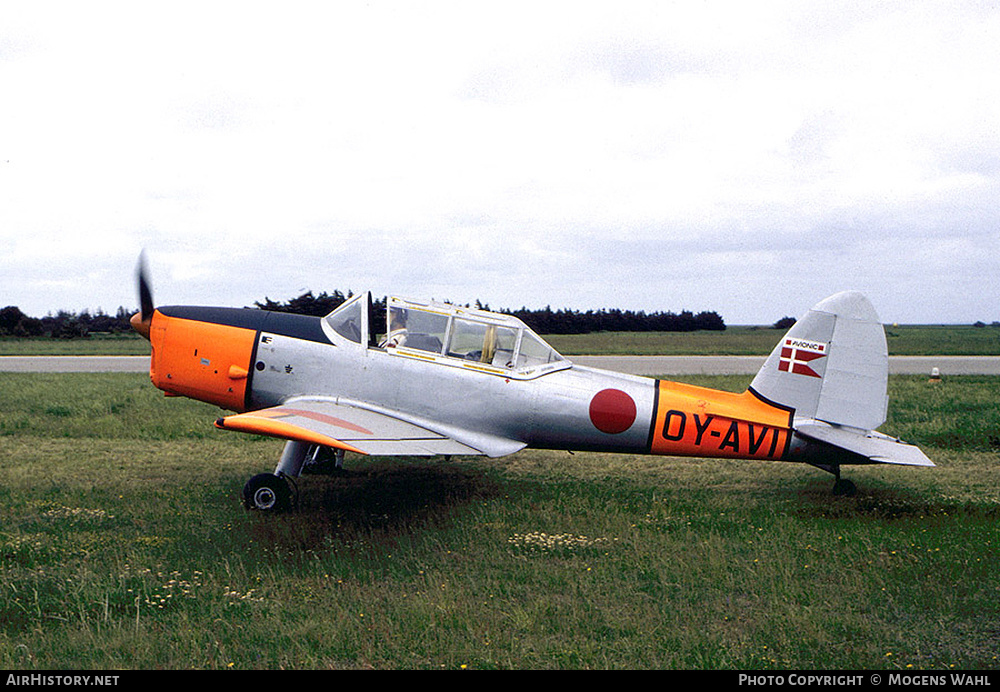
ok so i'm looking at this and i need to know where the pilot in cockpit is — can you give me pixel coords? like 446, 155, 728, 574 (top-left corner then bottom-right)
380, 307, 409, 348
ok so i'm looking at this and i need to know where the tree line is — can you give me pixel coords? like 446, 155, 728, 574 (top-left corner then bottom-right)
254, 291, 727, 333
1, 290, 727, 338
503, 304, 725, 334
0, 305, 135, 339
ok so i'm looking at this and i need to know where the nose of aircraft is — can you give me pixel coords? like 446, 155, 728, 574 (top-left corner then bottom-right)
130, 311, 151, 339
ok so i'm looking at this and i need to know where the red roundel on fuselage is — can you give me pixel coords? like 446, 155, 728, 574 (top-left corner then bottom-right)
589, 388, 637, 434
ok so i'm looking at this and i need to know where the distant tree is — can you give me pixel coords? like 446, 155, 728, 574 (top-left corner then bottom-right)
695, 310, 726, 331
772, 316, 796, 330
4, 304, 143, 338
114, 306, 134, 331
43, 310, 89, 339
83, 308, 126, 333
0, 306, 43, 337
254, 290, 348, 316
504, 305, 726, 334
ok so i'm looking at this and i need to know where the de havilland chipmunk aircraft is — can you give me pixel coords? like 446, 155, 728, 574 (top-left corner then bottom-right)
130, 261, 933, 512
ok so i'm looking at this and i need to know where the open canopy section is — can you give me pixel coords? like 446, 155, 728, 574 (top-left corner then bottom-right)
323, 293, 568, 378
384, 295, 566, 371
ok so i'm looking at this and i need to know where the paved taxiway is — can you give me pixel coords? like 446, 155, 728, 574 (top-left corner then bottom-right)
574, 355, 1000, 376
2, 355, 998, 375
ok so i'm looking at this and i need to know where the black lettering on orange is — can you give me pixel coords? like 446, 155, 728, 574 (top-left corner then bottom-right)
693, 414, 713, 446
720, 420, 740, 453
768, 429, 782, 458
747, 423, 770, 455
662, 410, 686, 441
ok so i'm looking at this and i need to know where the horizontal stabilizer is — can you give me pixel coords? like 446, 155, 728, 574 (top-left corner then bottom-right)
795, 421, 935, 467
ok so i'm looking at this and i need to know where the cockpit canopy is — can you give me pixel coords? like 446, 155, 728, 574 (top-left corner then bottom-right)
323, 293, 567, 378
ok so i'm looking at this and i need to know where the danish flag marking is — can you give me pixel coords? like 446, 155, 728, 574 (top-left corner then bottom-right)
778, 338, 827, 378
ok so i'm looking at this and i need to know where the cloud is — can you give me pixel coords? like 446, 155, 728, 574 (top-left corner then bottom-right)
1, 1, 998, 325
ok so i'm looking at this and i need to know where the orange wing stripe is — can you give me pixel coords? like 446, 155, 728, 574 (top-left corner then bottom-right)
215, 416, 366, 455
243, 407, 374, 435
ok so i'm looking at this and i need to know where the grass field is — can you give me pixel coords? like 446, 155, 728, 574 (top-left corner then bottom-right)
0, 334, 152, 356
1, 373, 998, 669
2, 324, 998, 356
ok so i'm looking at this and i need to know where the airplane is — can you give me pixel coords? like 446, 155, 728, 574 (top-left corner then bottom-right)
129, 259, 933, 512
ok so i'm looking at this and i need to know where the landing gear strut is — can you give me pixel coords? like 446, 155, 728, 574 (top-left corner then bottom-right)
243, 441, 344, 512
242, 440, 309, 512
302, 446, 346, 475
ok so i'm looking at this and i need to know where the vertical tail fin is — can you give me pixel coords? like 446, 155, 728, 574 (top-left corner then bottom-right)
749, 291, 933, 470
749, 291, 888, 431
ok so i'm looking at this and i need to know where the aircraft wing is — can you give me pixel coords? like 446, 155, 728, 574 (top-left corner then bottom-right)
215, 398, 509, 457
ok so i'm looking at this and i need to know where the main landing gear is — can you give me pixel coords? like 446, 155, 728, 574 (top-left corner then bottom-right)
243, 472, 294, 512
242, 441, 346, 512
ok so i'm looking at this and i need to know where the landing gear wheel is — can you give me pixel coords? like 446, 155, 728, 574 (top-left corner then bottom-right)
243, 473, 293, 512
832, 478, 857, 497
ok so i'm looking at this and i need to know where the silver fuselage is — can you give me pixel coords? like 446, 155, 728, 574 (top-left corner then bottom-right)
248, 329, 658, 456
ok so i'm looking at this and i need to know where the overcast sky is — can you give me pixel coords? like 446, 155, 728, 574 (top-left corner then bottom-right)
2, 1, 998, 325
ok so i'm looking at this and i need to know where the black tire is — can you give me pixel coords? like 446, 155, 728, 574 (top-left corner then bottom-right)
243, 473, 292, 512
832, 478, 857, 497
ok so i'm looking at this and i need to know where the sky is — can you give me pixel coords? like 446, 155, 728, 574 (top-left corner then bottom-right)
2, 1, 998, 325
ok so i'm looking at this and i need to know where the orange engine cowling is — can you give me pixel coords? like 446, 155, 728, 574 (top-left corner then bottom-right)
148, 308, 257, 412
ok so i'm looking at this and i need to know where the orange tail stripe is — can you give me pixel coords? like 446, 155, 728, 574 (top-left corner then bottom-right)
649, 380, 793, 460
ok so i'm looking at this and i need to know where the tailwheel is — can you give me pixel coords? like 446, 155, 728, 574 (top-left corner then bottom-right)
243, 473, 293, 512
832, 477, 857, 497
814, 463, 858, 497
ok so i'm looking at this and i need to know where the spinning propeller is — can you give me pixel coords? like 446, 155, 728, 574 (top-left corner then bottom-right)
130, 252, 154, 339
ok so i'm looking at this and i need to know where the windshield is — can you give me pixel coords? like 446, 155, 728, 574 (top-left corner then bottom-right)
325, 294, 364, 343
514, 330, 562, 368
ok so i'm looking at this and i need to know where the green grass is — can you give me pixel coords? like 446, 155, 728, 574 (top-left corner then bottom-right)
0, 334, 151, 356
1, 373, 998, 669
2, 324, 998, 356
